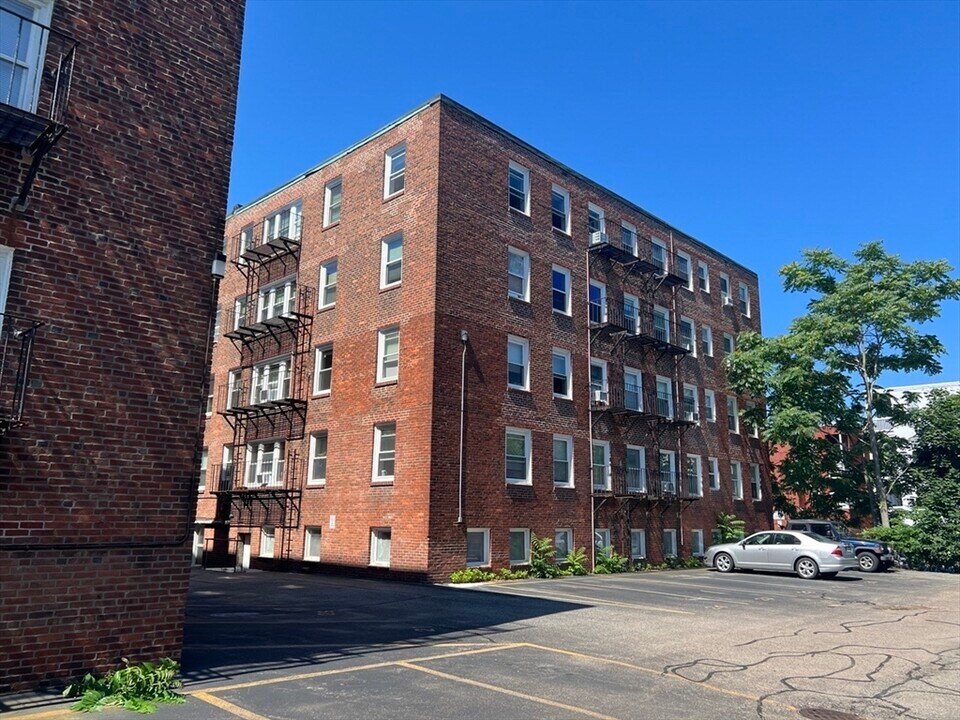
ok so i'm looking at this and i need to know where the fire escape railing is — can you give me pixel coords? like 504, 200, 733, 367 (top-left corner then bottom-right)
0, 313, 42, 436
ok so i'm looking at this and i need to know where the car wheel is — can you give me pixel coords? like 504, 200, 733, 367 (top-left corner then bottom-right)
714, 552, 735, 573
857, 552, 880, 573
796, 557, 820, 579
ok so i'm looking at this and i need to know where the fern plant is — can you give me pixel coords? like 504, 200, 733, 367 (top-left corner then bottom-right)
63, 658, 185, 714
715, 512, 746, 543
563, 547, 589, 576
594, 545, 628, 574
529, 533, 559, 578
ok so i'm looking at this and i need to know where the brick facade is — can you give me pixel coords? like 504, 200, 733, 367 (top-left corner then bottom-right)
0, 0, 244, 692
198, 95, 772, 585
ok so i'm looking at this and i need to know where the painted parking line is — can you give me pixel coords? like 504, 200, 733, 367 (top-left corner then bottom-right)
193, 691, 271, 720
549, 579, 754, 605
473, 585, 692, 614
626, 575, 827, 600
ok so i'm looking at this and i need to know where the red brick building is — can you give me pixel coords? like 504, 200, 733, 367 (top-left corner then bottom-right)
197, 96, 772, 582
0, 0, 244, 691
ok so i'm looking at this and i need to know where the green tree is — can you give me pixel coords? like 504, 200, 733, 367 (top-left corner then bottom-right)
715, 512, 746, 542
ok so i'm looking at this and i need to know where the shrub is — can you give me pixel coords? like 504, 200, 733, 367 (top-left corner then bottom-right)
496, 567, 530, 580
563, 547, 589, 576
63, 658, 185, 714
594, 545, 628, 574
716, 512, 746, 543
449, 568, 495, 584
529, 533, 559, 578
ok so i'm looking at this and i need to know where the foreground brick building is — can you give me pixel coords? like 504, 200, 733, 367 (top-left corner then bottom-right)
197, 95, 772, 582
0, 0, 244, 691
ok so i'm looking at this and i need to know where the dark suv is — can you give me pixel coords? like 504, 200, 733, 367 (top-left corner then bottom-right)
786, 519, 893, 572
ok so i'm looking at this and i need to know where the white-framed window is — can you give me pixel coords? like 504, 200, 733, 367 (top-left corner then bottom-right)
552, 348, 571, 398
205, 375, 214, 417
624, 367, 643, 412
591, 440, 611, 491
679, 316, 695, 354
507, 161, 530, 215
314, 345, 333, 395
264, 202, 302, 241
212, 306, 221, 344
697, 261, 709, 292
245, 441, 285, 488
723, 332, 735, 355
377, 326, 400, 383
323, 177, 342, 226
685, 454, 702, 497
505, 428, 532, 485
691, 529, 705, 556
0, 0, 53, 113
701, 326, 713, 356
384, 143, 406, 198
739, 283, 751, 317
719, 273, 731, 303
260, 526, 275, 558
590, 358, 608, 406
727, 396, 739, 434
731, 461, 743, 500
659, 450, 677, 494
626, 445, 646, 493
587, 203, 605, 239
226, 368, 242, 410
555, 529, 573, 560
682, 383, 699, 423
199, 449, 208, 492
704, 389, 716, 422
620, 221, 638, 256
237, 224, 253, 262
623, 293, 639, 335
655, 376, 673, 418
372, 422, 396, 483
308, 432, 328, 486
509, 528, 531, 565
594, 528, 611, 551
651, 238, 668, 274
233, 295, 249, 330
221, 445, 234, 489
507, 335, 529, 390
305, 527, 322, 561
630, 529, 647, 560
653, 305, 670, 343
551, 185, 570, 233
507, 246, 530, 301
251, 358, 290, 404
380, 232, 403, 288
370, 527, 392, 567
319, 259, 337, 309
707, 457, 720, 490
588, 280, 607, 325
750, 463, 763, 500
551, 265, 571, 315
257, 278, 296, 322
676, 251, 693, 290
553, 434, 573, 488
662, 529, 678, 558
466, 528, 490, 567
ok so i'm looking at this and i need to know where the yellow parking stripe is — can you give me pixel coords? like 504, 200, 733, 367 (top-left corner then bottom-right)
193, 691, 271, 720
397, 661, 622, 720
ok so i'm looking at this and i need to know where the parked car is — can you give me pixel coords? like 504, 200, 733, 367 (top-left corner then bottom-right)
786, 519, 894, 573
705, 530, 858, 579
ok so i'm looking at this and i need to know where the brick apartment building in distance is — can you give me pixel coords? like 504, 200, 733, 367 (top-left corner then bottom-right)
197, 95, 772, 582
0, 0, 243, 691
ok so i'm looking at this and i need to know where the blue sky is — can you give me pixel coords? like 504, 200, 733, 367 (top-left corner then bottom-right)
228, 0, 960, 386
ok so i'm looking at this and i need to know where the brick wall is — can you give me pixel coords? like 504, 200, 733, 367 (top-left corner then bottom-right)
0, 0, 243, 691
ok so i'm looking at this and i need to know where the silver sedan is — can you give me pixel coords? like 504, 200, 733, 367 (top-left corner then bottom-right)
705, 530, 858, 579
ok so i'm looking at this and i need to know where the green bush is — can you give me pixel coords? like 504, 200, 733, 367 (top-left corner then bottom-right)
63, 658, 185, 714
496, 567, 530, 580
594, 545, 628, 574
449, 568, 495, 583
563, 547, 589, 576
716, 512, 746, 543
529, 533, 559, 578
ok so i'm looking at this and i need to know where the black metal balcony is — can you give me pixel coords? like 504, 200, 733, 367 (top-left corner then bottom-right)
217, 379, 306, 418
592, 468, 697, 500
223, 287, 313, 347
233, 213, 304, 267
212, 456, 303, 495
0, 314, 41, 436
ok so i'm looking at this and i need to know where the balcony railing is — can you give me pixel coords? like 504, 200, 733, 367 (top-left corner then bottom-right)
232, 213, 304, 265
212, 455, 303, 494
593, 468, 698, 500
223, 287, 313, 345
0, 314, 41, 435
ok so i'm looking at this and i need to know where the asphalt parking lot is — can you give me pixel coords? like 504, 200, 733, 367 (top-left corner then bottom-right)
5, 567, 959, 720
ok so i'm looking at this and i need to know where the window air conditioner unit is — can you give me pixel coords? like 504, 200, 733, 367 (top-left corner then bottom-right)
723, 296, 734, 307
590, 231, 608, 245
592, 390, 609, 406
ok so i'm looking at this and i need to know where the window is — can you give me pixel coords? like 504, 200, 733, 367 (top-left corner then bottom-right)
377, 327, 400, 383
630, 529, 647, 560
370, 528, 392, 566
505, 428, 532, 485
0, 0, 52, 113
553, 434, 573, 487
682, 384, 698, 422
308, 432, 328, 486
624, 367, 642, 412
551, 185, 570, 233
260, 526, 275, 558
659, 450, 677, 494
750, 464, 763, 500
380, 233, 403, 288
507, 247, 529, 301
623, 293, 639, 335
727, 396, 739, 434
701, 326, 713, 356
323, 178, 342, 226
234, 295, 249, 330
704, 390, 716, 422
620, 222, 637, 256
592, 440, 610, 490
723, 333, 735, 355
212, 306, 221, 343
626, 445, 646, 493
372, 422, 396, 483
719, 273, 731, 303
221, 445, 234, 490
555, 529, 573, 560
384, 143, 406, 198
739, 283, 750, 317
731, 462, 743, 499
685, 454, 702, 497
662, 529, 678, 558
552, 348, 571, 398
507, 335, 529, 390
676, 251, 693, 290
679, 316, 695, 354
590, 359, 608, 397
251, 358, 290, 404
588, 281, 607, 325
594, 528, 611, 551
711, 528, 723, 546
651, 238, 668, 274
551, 265, 571, 314
314, 345, 333, 395
205, 375, 214, 416
199, 449, 208, 492
466, 529, 490, 567
653, 305, 670, 343
237, 225, 252, 261
305, 528, 322, 561
509, 529, 531, 565
698, 261, 709, 292
655, 376, 673, 418
707, 457, 720, 490
227, 369, 242, 410
587, 203, 605, 238
257, 279, 296, 322
507, 162, 530, 214
691, 529, 705, 556
319, 260, 337, 308
246, 441, 285, 487
264, 202, 301, 241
